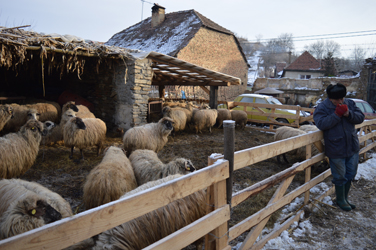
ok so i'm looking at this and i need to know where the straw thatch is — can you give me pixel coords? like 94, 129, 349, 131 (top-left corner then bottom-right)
0, 25, 138, 79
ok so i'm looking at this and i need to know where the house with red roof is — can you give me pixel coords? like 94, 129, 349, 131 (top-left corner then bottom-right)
281, 51, 325, 79
106, 4, 249, 100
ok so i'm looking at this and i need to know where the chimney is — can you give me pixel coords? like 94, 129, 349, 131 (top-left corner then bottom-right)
151, 3, 165, 28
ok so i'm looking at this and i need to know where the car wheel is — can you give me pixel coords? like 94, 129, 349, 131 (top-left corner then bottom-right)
276, 118, 289, 124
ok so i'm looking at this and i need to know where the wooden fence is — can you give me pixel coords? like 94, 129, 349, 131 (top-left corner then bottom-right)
222, 101, 315, 131
0, 119, 375, 250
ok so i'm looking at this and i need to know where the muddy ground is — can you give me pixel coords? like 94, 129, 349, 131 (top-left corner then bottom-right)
20, 124, 376, 249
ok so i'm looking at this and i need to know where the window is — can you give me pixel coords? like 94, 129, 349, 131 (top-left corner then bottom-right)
355, 103, 365, 113
255, 98, 268, 104
300, 75, 311, 79
240, 97, 254, 103
363, 103, 374, 113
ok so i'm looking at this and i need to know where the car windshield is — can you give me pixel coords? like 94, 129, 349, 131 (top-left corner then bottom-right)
268, 97, 283, 105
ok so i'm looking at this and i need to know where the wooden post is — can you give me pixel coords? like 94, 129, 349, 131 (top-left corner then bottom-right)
223, 120, 235, 206
209, 86, 218, 109
159, 85, 165, 99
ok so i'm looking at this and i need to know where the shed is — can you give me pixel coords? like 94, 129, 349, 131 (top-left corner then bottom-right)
0, 26, 240, 131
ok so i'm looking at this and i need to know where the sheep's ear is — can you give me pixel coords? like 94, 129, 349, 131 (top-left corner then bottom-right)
70, 104, 79, 112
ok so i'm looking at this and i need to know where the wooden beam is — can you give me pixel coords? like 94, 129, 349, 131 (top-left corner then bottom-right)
229, 168, 332, 240
0, 161, 229, 250
144, 205, 230, 250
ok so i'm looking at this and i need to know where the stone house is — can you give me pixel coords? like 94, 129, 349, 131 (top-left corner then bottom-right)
281, 51, 325, 79
106, 4, 249, 101
0, 27, 240, 131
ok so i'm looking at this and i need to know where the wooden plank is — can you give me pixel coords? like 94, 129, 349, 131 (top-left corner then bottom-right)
144, 205, 230, 250
232, 153, 325, 206
304, 145, 312, 205
233, 130, 323, 171
356, 119, 376, 128
0, 161, 229, 250
238, 176, 295, 250
229, 168, 332, 240
358, 130, 376, 143
359, 140, 376, 155
250, 211, 304, 250
200, 86, 210, 95
213, 180, 229, 250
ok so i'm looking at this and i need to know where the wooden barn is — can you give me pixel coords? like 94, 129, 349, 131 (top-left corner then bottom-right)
0, 26, 241, 131
106, 4, 249, 101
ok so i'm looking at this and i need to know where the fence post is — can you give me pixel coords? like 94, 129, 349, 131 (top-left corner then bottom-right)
223, 120, 235, 206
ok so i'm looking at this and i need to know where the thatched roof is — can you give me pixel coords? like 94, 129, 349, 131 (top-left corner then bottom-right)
0, 25, 138, 78
0, 26, 241, 87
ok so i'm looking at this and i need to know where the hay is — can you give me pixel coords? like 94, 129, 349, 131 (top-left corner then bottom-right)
0, 25, 138, 78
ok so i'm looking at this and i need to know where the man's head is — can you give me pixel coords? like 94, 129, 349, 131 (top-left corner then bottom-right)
327, 83, 346, 105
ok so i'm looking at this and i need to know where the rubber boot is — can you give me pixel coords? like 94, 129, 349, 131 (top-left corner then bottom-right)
335, 185, 352, 211
344, 181, 356, 209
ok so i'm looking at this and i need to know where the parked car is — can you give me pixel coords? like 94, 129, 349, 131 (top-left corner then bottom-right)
218, 93, 307, 124
350, 99, 376, 118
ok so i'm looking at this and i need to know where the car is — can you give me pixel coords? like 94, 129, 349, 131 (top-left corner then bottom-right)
218, 93, 307, 124
350, 99, 376, 118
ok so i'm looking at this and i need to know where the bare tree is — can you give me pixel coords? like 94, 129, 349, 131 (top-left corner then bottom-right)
305, 40, 341, 59
351, 46, 366, 72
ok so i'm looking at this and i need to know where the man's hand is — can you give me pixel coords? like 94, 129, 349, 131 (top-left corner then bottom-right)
335, 104, 348, 117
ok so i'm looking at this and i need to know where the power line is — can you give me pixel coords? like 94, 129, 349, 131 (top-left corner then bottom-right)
293, 33, 376, 42
140, 0, 153, 21
248, 29, 376, 42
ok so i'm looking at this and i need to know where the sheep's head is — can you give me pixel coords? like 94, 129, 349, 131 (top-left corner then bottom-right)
162, 106, 171, 116
27, 108, 40, 121
175, 158, 196, 173
21, 119, 47, 137
43, 121, 56, 134
159, 117, 174, 131
63, 101, 79, 112
0, 197, 62, 239
71, 117, 86, 130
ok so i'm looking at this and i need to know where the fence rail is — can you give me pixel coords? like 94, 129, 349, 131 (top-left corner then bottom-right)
0, 119, 375, 249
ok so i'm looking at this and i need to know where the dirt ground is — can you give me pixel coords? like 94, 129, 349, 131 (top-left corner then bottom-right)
20, 124, 376, 249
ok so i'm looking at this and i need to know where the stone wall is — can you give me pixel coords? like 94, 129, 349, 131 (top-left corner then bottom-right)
253, 77, 361, 107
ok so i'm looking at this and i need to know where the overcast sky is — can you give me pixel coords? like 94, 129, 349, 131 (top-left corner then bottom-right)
1, 0, 375, 58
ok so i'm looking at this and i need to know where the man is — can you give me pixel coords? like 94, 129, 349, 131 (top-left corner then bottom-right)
313, 83, 364, 211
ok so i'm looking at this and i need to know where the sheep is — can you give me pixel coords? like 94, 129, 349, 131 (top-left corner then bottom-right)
129, 149, 196, 185
83, 146, 137, 209
298, 124, 319, 133
42, 109, 77, 145
63, 116, 107, 160
274, 126, 309, 164
191, 108, 218, 134
93, 174, 207, 250
0, 178, 72, 239
0, 119, 46, 179
216, 109, 232, 128
62, 101, 95, 118
162, 106, 187, 135
123, 117, 174, 157
2, 104, 40, 133
230, 110, 248, 129
0, 104, 14, 132
25, 102, 60, 123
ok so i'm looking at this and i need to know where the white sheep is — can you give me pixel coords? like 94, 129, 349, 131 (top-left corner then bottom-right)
298, 124, 319, 133
162, 106, 187, 135
274, 126, 313, 164
123, 117, 174, 157
83, 146, 137, 209
216, 109, 232, 128
93, 174, 207, 250
230, 110, 248, 129
2, 104, 40, 133
63, 116, 107, 160
129, 149, 196, 185
0, 104, 14, 132
25, 102, 61, 123
191, 108, 218, 133
0, 178, 72, 239
42, 109, 77, 145
0, 119, 46, 179
63, 101, 95, 118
